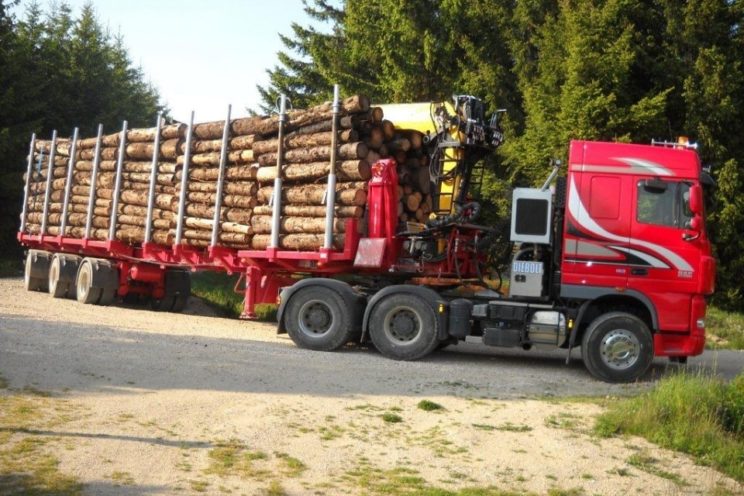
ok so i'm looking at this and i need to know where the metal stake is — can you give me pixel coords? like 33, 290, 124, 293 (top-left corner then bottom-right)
109, 120, 129, 240
270, 95, 288, 249
144, 113, 163, 244
60, 127, 79, 236
323, 84, 341, 250
19, 133, 37, 234
210, 105, 232, 247
84, 124, 104, 239
40, 130, 58, 236
176, 111, 195, 245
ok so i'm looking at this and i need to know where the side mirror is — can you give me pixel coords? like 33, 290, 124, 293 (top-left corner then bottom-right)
689, 184, 703, 215
683, 214, 702, 241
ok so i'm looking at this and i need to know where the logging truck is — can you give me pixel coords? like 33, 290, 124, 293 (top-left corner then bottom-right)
18, 90, 715, 382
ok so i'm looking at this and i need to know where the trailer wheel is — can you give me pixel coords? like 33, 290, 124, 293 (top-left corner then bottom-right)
24, 250, 51, 292
284, 286, 354, 351
48, 254, 81, 299
76, 258, 118, 305
581, 312, 653, 383
368, 293, 439, 361
151, 270, 190, 312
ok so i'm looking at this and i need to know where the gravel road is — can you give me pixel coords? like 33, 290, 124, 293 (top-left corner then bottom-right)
0, 277, 740, 400
0, 277, 741, 495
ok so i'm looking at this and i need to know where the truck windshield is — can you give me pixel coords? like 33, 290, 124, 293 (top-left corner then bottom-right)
637, 180, 692, 228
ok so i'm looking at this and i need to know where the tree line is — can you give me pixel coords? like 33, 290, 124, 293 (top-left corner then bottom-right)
260, 0, 744, 310
0, 0, 162, 260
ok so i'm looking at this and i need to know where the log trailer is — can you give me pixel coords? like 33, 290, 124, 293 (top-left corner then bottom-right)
18, 91, 716, 382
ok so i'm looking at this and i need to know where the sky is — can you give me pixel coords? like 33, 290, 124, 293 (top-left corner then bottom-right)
22, 1, 323, 122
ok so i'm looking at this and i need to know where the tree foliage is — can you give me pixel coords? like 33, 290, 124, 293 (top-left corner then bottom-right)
262, 0, 744, 309
0, 0, 163, 260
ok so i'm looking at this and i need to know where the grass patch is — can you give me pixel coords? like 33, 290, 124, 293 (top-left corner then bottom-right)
472, 423, 532, 433
0, 393, 82, 495
626, 451, 687, 485
190, 271, 277, 320
418, 400, 445, 412
108, 471, 135, 486
205, 439, 271, 480
706, 306, 744, 350
381, 412, 403, 424
596, 371, 744, 482
274, 452, 306, 477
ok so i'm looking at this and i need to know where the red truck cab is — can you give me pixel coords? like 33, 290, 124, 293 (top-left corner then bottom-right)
562, 140, 716, 359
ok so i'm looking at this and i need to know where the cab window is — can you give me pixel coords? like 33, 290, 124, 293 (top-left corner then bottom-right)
636, 180, 692, 228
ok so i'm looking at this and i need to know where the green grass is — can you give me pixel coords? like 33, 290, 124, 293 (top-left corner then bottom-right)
706, 306, 744, 350
418, 400, 445, 412
595, 371, 744, 482
381, 412, 403, 424
190, 271, 277, 321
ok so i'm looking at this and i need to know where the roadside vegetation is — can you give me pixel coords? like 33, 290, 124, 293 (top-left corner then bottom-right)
596, 371, 744, 483
706, 306, 744, 350
190, 271, 276, 321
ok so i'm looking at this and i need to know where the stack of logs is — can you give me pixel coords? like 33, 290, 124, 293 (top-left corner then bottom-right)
22, 93, 437, 251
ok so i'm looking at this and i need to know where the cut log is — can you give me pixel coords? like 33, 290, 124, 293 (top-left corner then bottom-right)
126, 139, 180, 160
184, 204, 252, 223
382, 120, 395, 140
290, 113, 364, 135
257, 142, 368, 166
251, 129, 358, 156
257, 184, 368, 206
252, 205, 363, 218
176, 149, 254, 166
406, 192, 422, 212
255, 160, 370, 183
175, 164, 258, 182
181, 181, 257, 196
250, 215, 353, 234
120, 191, 178, 210
371, 107, 384, 123
250, 233, 345, 250
183, 217, 252, 234
79, 147, 117, 161
126, 123, 185, 142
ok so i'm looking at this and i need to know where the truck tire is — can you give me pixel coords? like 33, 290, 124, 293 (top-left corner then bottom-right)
151, 270, 191, 312
48, 254, 81, 299
368, 293, 439, 361
76, 258, 118, 305
581, 312, 654, 383
284, 286, 354, 351
24, 250, 51, 292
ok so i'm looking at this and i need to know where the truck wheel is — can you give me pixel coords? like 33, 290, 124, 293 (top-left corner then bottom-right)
76, 258, 118, 305
24, 250, 50, 292
151, 270, 190, 312
48, 254, 81, 299
581, 312, 654, 383
368, 293, 439, 361
76, 259, 102, 304
284, 286, 354, 351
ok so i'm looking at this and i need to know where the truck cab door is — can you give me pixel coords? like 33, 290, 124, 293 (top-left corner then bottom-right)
563, 171, 632, 289
629, 178, 699, 331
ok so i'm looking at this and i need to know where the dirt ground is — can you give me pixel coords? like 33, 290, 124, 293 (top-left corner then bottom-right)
0, 277, 740, 495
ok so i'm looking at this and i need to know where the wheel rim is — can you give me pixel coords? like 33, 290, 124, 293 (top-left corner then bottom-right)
600, 328, 641, 370
49, 259, 59, 290
78, 266, 90, 299
383, 305, 423, 344
298, 299, 334, 337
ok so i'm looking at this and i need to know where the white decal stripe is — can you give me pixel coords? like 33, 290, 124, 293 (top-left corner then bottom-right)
609, 246, 670, 269
614, 157, 673, 176
568, 176, 693, 271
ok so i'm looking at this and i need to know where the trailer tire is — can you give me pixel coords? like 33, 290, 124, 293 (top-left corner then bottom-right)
368, 293, 439, 361
581, 312, 653, 383
24, 250, 50, 292
151, 270, 190, 313
284, 286, 354, 351
48, 254, 81, 299
76, 258, 118, 305
76, 260, 102, 304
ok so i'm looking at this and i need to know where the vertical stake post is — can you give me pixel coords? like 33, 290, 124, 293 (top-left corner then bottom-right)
109, 120, 129, 240
84, 124, 104, 239
176, 111, 195, 245
60, 127, 80, 236
40, 130, 58, 236
210, 105, 232, 247
19, 133, 37, 234
323, 84, 341, 250
144, 113, 163, 244
269, 95, 288, 249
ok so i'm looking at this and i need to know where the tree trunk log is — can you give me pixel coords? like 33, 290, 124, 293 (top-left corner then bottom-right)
251, 129, 358, 156
252, 205, 363, 218
257, 183, 367, 206
255, 160, 370, 183
250, 233, 344, 250
257, 141, 368, 166
125, 139, 180, 160
250, 215, 352, 234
